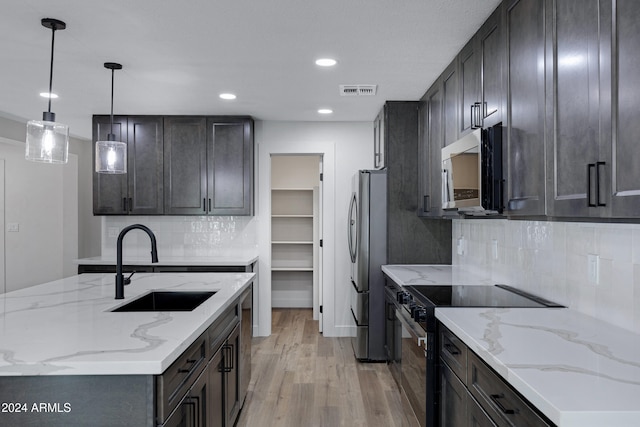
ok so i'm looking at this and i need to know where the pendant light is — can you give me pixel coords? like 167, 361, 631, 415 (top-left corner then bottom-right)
95, 62, 127, 174
26, 18, 69, 164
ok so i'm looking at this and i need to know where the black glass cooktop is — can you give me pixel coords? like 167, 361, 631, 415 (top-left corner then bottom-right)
406, 284, 562, 308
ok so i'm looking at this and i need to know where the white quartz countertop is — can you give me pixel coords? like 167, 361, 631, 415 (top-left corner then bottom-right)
74, 253, 258, 266
437, 307, 640, 427
0, 272, 254, 376
382, 264, 493, 286
384, 264, 640, 426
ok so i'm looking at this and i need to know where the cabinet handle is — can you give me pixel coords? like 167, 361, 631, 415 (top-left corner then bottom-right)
490, 393, 516, 415
128, 197, 132, 212
470, 104, 476, 129
123, 197, 128, 212
423, 195, 430, 213
443, 342, 460, 355
596, 161, 606, 207
587, 163, 596, 207
203, 198, 207, 213
209, 198, 212, 212
227, 343, 234, 370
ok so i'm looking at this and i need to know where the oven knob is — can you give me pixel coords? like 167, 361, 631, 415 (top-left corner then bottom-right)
396, 291, 412, 304
413, 306, 427, 322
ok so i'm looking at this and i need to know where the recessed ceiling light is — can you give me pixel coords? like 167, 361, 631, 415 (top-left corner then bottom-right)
315, 58, 337, 67
318, 109, 333, 114
219, 93, 236, 100
39, 92, 58, 99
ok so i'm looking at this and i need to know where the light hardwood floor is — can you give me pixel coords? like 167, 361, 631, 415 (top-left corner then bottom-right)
235, 308, 419, 427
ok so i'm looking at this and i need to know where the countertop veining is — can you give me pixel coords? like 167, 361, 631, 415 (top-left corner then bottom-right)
383, 264, 640, 427
0, 272, 254, 376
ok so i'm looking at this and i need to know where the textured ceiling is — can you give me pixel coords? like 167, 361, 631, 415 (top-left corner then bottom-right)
1, 0, 501, 139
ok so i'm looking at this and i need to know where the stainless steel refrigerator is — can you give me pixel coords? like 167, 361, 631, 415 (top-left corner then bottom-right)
348, 170, 387, 361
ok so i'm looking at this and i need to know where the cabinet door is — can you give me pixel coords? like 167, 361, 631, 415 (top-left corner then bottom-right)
546, 0, 611, 218
224, 324, 241, 425
418, 99, 431, 216
186, 367, 208, 427
468, 396, 498, 427
207, 118, 253, 215
92, 115, 128, 215
374, 108, 385, 169
611, 0, 640, 217
164, 117, 208, 215
440, 362, 468, 427
239, 287, 252, 404
419, 82, 446, 216
127, 116, 164, 215
480, 5, 505, 128
443, 61, 459, 146
505, 0, 547, 216
459, 38, 481, 136
208, 348, 224, 427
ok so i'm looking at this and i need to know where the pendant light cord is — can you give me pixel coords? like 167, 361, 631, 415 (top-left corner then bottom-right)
47, 25, 57, 114
110, 68, 115, 135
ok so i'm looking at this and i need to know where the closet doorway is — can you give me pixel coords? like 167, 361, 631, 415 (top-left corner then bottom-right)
270, 154, 323, 331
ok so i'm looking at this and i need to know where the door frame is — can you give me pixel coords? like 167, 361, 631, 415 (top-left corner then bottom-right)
256, 141, 335, 337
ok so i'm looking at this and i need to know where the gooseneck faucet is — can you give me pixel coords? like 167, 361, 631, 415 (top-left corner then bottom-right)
115, 224, 158, 299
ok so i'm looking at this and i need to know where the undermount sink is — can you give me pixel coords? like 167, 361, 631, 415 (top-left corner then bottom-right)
112, 291, 216, 312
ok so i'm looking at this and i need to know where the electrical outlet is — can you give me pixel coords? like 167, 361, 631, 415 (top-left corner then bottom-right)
7, 223, 19, 232
108, 227, 119, 238
587, 253, 599, 285
457, 237, 465, 256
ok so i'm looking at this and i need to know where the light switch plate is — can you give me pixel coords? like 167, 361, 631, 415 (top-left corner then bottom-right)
108, 227, 119, 238
491, 239, 499, 260
7, 223, 19, 232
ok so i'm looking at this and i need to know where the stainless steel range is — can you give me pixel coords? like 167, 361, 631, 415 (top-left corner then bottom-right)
384, 280, 562, 427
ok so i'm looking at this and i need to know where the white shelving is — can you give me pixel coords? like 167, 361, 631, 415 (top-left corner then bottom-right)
271, 188, 316, 307
270, 155, 321, 310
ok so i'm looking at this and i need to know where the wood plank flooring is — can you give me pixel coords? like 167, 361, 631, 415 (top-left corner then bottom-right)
235, 308, 419, 427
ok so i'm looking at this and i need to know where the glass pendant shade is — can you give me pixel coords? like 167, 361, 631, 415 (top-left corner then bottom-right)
25, 116, 69, 164
96, 62, 127, 174
26, 18, 69, 164
95, 137, 127, 174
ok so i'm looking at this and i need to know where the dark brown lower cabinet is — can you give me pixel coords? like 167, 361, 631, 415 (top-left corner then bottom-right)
439, 324, 555, 427
440, 362, 468, 427
0, 285, 252, 427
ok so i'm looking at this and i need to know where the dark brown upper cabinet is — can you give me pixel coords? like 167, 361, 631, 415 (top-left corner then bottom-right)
93, 115, 164, 215
164, 116, 253, 216
504, 0, 547, 217
458, 4, 505, 137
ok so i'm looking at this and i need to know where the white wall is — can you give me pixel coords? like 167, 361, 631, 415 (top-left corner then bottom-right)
452, 219, 640, 334
255, 120, 373, 337
0, 138, 78, 292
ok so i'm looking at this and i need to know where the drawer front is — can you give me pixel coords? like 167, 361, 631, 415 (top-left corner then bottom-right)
467, 351, 553, 427
208, 303, 239, 354
440, 326, 468, 384
156, 335, 207, 424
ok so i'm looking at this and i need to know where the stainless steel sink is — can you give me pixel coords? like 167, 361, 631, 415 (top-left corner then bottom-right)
111, 291, 216, 312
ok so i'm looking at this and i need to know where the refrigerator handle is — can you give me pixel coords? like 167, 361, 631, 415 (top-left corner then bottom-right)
348, 193, 358, 263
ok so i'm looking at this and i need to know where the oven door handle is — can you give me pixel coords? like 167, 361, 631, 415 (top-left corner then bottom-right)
396, 309, 428, 348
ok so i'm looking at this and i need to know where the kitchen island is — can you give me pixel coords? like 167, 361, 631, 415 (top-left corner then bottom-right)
0, 272, 254, 426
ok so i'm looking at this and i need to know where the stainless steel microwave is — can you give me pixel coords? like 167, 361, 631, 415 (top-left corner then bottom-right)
441, 124, 503, 214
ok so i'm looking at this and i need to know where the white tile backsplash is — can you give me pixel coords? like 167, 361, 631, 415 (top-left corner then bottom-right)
101, 216, 258, 259
452, 219, 640, 334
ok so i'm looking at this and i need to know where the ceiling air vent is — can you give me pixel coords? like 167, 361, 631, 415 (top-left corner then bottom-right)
339, 85, 377, 96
